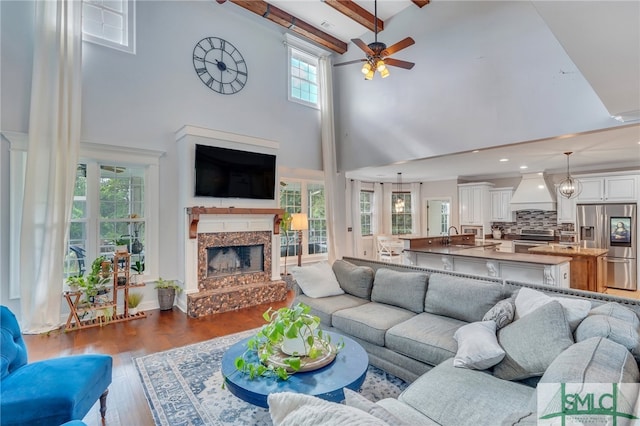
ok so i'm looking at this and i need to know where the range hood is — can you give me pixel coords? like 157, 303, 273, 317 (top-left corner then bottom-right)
510, 173, 557, 211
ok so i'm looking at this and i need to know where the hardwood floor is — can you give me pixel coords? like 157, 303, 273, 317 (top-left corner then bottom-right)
22, 293, 294, 426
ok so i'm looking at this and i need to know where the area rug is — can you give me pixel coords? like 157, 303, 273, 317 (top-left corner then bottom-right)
135, 329, 408, 426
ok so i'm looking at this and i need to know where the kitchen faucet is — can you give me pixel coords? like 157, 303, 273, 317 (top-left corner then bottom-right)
448, 226, 459, 236
443, 226, 459, 245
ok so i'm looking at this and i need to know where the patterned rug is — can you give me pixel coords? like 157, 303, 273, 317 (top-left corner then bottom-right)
135, 329, 408, 426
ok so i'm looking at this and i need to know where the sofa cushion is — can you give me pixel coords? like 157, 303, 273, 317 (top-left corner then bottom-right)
424, 273, 505, 323
267, 392, 389, 426
332, 302, 416, 346
398, 359, 534, 425
589, 302, 640, 328
290, 262, 344, 298
538, 336, 639, 384
375, 398, 440, 425
514, 287, 591, 331
574, 314, 640, 355
343, 388, 410, 425
386, 312, 466, 367
493, 301, 574, 381
370, 268, 428, 314
295, 294, 369, 327
332, 260, 375, 299
483, 297, 516, 330
453, 320, 505, 370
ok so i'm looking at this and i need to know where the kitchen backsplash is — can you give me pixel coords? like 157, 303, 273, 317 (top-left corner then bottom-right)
491, 210, 575, 235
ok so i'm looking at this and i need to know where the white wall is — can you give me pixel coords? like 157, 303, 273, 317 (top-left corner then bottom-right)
0, 1, 326, 309
333, 1, 625, 173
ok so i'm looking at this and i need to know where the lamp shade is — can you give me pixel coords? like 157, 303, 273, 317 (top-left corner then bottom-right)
290, 213, 309, 231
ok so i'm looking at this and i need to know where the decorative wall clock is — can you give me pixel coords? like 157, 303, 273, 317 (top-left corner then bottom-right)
193, 37, 248, 95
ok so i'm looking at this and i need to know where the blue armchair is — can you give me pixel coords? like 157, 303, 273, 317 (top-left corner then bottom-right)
1, 306, 112, 426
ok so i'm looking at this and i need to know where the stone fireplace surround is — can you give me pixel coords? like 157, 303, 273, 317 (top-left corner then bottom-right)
184, 209, 288, 318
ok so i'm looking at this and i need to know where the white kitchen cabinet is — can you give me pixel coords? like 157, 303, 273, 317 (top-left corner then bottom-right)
489, 188, 514, 221
458, 183, 493, 227
556, 184, 576, 224
575, 175, 638, 203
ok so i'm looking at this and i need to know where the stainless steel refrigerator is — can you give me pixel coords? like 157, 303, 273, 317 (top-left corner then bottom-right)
577, 203, 637, 290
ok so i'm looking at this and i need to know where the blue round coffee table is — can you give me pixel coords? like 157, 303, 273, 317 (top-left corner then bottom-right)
221, 331, 368, 408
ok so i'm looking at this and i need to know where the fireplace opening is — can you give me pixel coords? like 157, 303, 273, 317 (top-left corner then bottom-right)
207, 245, 264, 277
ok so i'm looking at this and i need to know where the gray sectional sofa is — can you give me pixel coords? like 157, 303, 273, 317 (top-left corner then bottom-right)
289, 257, 640, 425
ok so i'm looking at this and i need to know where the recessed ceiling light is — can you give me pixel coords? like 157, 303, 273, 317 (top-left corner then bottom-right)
472, 150, 480, 153
499, 158, 509, 162
519, 165, 528, 169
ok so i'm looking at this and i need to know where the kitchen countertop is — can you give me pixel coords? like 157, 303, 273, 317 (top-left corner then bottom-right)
405, 245, 572, 265
528, 245, 609, 257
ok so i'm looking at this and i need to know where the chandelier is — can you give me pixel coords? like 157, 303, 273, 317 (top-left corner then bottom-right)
558, 152, 581, 199
394, 172, 405, 213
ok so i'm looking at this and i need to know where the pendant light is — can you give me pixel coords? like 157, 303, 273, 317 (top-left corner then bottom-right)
394, 172, 405, 213
558, 152, 581, 199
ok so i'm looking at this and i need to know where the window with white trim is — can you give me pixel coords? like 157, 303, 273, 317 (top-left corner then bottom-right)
279, 179, 327, 262
391, 192, 412, 235
288, 47, 320, 108
82, 0, 136, 54
360, 191, 373, 236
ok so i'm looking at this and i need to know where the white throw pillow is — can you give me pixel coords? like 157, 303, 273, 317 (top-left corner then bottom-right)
453, 320, 505, 370
268, 392, 389, 426
291, 262, 345, 298
515, 287, 591, 331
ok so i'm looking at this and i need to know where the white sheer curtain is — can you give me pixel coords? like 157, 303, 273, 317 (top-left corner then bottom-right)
20, 0, 83, 333
350, 180, 363, 256
410, 182, 422, 235
319, 56, 340, 263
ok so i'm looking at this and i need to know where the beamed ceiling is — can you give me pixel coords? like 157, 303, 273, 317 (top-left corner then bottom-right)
216, 0, 429, 54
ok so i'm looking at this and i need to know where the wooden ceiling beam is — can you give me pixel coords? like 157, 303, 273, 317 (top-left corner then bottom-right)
217, 0, 348, 54
323, 0, 383, 34
412, 0, 430, 8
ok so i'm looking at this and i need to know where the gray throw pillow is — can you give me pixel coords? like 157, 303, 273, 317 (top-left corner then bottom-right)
371, 268, 428, 313
493, 301, 574, 381
589, 302, 640, 328
483, 297, 516, 330
575, 314, 640, 354
332, 260, 375, 299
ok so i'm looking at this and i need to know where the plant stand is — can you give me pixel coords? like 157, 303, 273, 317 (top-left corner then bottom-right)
64, 252, 147, 331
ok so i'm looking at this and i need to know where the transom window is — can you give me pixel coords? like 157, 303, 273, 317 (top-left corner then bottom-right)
82, 0, 136, 54
288, 48, 319, 108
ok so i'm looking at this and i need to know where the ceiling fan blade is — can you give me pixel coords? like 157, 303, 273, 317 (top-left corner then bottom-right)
385, 58, 415, 70
381, 37, 415, 57
352, 38, 374, 56
334, 59, 367, 67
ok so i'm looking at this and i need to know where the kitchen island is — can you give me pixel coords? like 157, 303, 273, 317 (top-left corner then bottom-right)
528, 245, 608, 292
402, 236, 571, 287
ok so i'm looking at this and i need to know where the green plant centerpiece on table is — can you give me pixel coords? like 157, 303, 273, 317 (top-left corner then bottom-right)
233, 303, 343, 381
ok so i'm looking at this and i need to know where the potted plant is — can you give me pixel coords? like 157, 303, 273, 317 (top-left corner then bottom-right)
131, 260, 145, 284
232, 303, 342, 381
155, 278, 182, 311
66, 256, 111, 304
128, 292, 143, 315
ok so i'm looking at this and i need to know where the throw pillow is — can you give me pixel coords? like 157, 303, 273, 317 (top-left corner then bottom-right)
290, 262, 345, 298
514, 287, 591, 331
268, 392, 389, 426
575, 314, 640, 354
343, 388, 410, 426
493, 301, 574, 381
370, 268, 428, 313
482, 297, 516, 330
332, 260, 375, 299
453, 320, 505, 370
589, 302, 640, 328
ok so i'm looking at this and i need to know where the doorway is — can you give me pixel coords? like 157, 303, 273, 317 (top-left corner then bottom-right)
424, 198, 451, 236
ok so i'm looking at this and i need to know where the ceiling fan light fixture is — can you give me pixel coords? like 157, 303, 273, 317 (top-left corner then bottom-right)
380, 67, 390, 78
376, 60, 386, 72
361, 62, 372, 75
364, 69, 375, 80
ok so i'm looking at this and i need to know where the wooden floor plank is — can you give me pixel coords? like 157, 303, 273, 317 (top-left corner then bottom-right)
22, 293, 294, 426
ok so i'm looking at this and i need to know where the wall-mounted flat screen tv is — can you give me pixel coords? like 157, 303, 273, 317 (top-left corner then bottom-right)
194, 144, 276, 199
